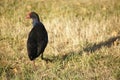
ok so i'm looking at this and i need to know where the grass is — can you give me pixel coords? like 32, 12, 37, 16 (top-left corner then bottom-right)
0, 0, 120, 80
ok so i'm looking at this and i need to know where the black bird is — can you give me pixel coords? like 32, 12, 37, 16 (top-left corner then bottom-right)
26, 12, 48, 61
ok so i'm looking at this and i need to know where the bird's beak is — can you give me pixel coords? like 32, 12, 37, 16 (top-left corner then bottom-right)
26, 14, 30, 19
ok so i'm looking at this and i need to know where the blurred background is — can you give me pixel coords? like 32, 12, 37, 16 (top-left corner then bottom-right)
0, 0, 120, 80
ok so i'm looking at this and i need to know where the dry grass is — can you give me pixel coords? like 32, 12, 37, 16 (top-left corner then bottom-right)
0, 0, 120, 80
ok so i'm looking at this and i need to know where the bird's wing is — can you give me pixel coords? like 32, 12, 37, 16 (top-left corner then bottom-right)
27, 37, 38, 60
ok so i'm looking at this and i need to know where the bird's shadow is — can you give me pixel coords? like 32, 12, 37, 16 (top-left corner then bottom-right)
42, 57, 53, 63
83, 36, 120, 53
43, 51, 80, 63
45, 36, 120, 63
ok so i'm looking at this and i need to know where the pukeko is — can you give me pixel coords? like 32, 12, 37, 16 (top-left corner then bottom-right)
26, 12, 48, 61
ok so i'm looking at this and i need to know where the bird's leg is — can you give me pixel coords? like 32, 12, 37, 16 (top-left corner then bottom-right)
33, 60, 35, 67
41, 53, 52, 63
32, 60, 38, 70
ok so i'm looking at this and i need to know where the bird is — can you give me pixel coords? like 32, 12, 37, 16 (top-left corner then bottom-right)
26, 12, 48, 61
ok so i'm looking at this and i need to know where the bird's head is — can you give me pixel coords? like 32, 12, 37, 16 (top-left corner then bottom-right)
26, 12, 40, 26
26, 12, 40, 21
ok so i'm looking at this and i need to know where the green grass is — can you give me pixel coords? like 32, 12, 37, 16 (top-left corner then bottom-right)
0, 0, 120, 80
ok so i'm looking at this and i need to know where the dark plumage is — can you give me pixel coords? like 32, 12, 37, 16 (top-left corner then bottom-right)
26, 12, 48, 61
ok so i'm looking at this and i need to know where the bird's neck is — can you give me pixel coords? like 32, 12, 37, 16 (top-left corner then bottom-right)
32, 18, 40, 27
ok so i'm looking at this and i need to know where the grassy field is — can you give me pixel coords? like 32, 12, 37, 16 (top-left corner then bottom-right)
0, 0, 120, 80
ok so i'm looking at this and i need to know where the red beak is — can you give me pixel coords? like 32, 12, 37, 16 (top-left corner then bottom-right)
26, 13, 31, 19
